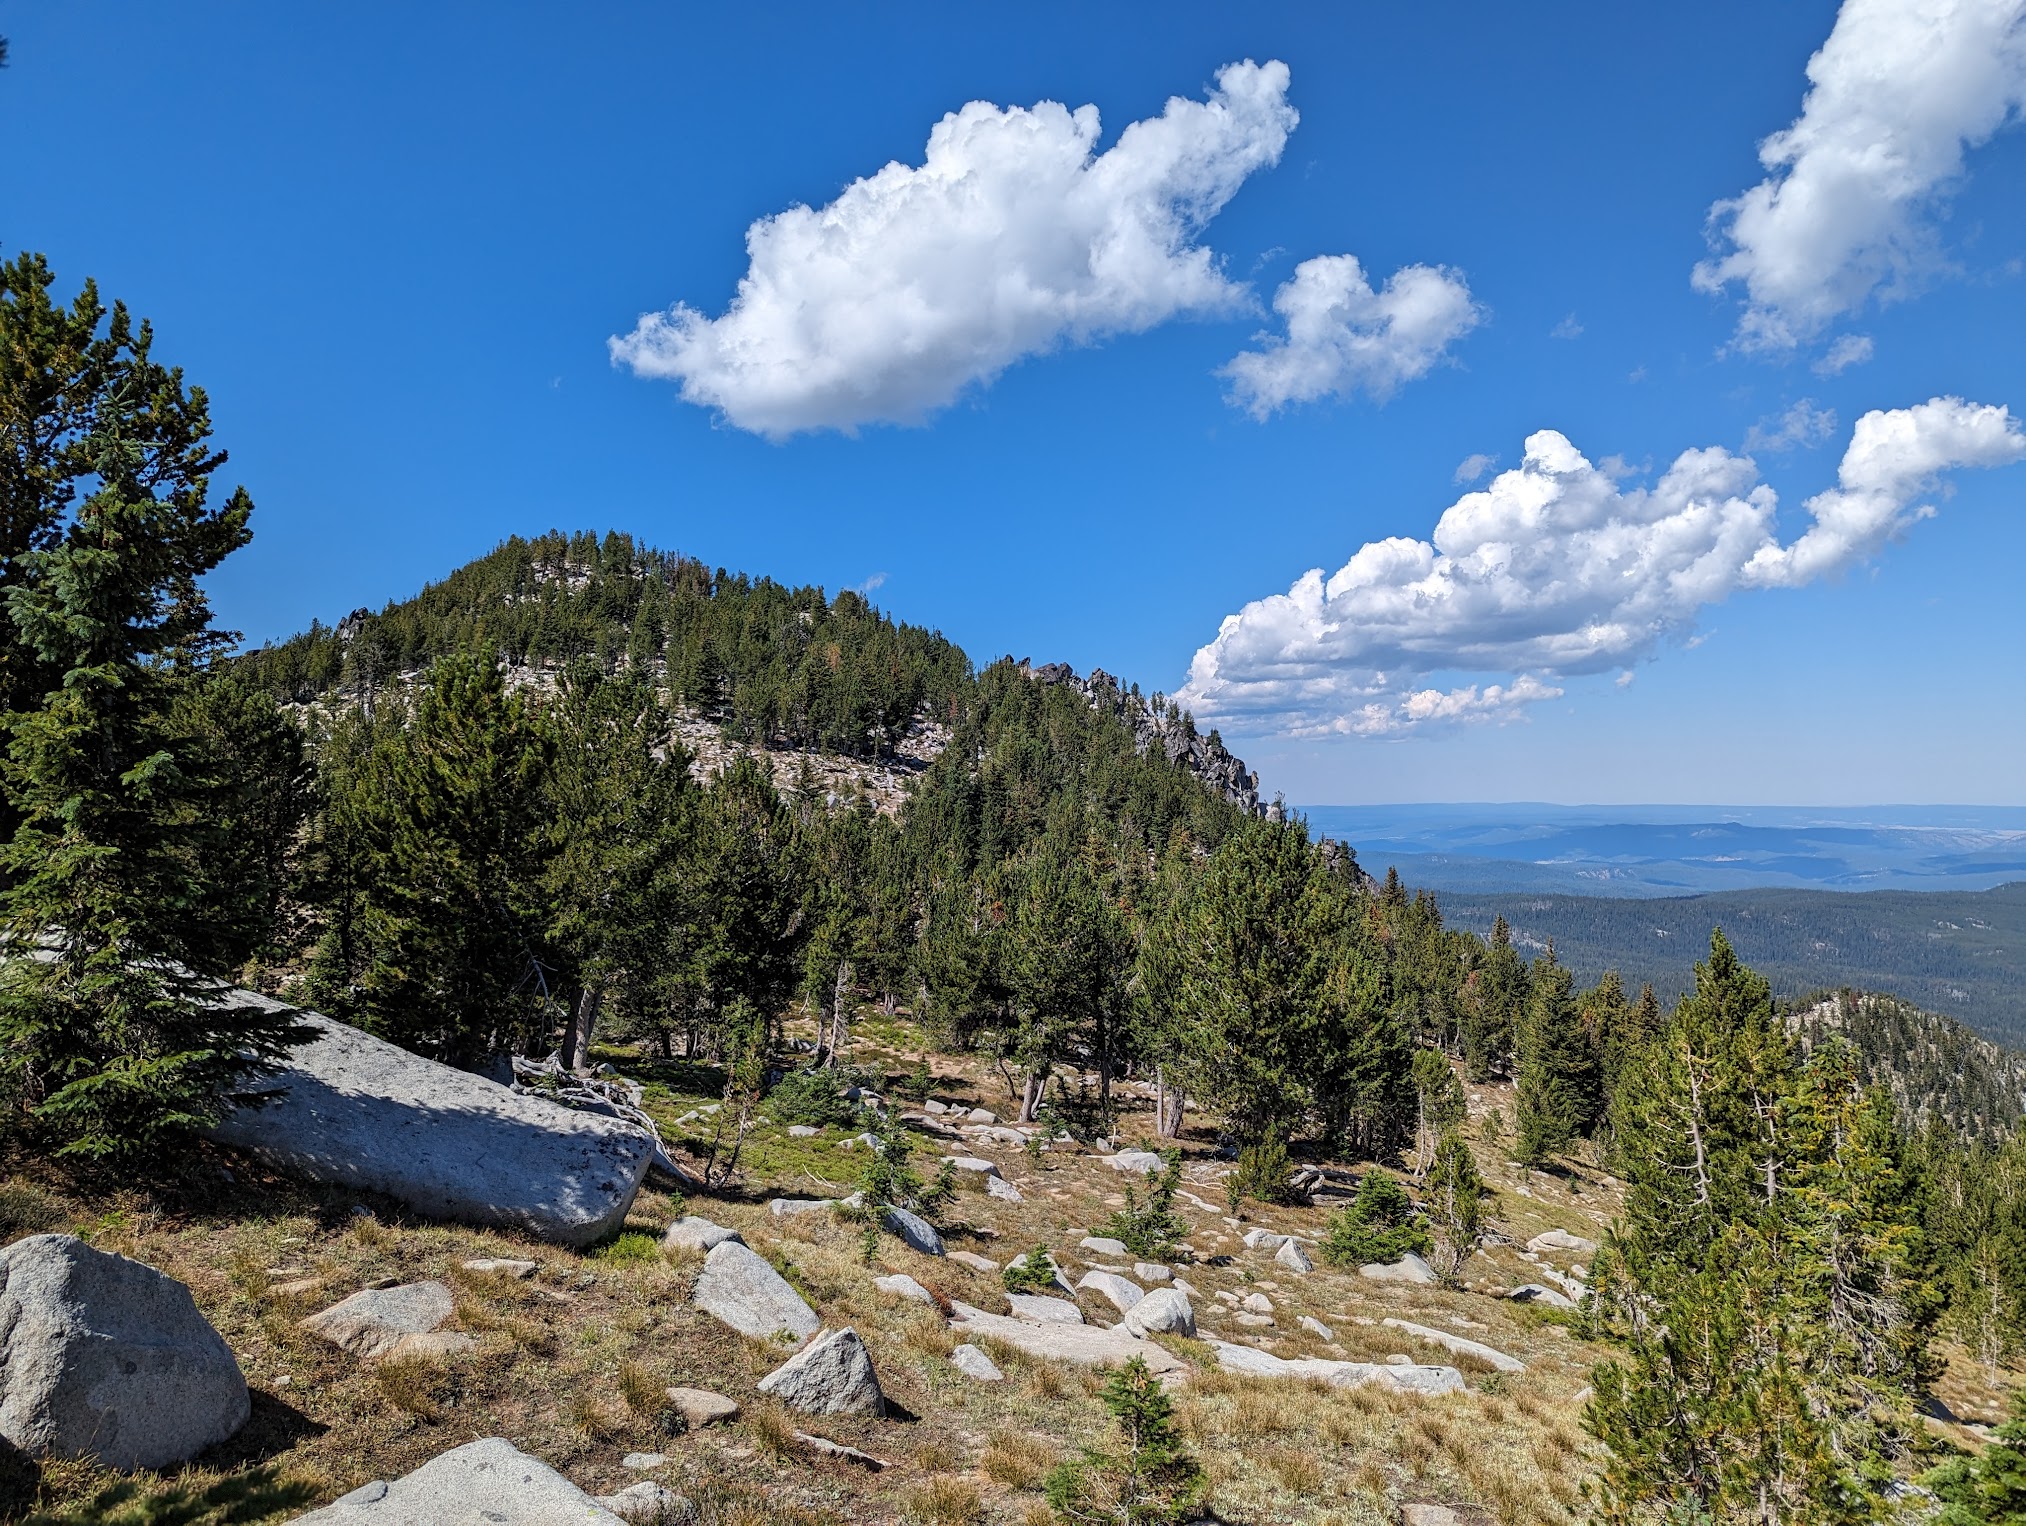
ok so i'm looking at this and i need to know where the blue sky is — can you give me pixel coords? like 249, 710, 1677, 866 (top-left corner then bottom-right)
3, 2, 2022, 804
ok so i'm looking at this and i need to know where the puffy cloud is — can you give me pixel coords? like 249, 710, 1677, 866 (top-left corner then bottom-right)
1221, 254, 1481, 415
1453, 452, 1498, 485
611, 61, 1298, 438
1179, 396, 2023, 736
1813, 334, 1876, 375
1744, 399, 1838, 453
1694, 0, 2026, 352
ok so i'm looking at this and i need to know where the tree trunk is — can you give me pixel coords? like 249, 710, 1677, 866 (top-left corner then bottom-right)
1019, 1068, 1047, 1124
1158, 1081, 1186, 1139
566, 984, 602, 1072
823, 960, 852, 1067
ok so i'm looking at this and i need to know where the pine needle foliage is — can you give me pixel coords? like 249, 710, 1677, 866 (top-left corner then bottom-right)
1044, 1356, 1204, 1525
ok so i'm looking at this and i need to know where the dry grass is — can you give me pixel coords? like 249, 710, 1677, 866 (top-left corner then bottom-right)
743, 1400, 800, 1459
901, 1475, 986, 1525
979, 1429, 1059, 1489
374, 1355, 450, 1423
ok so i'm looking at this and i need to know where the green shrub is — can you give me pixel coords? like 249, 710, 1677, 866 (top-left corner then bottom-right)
851, 1115, 957, 1229
1318, 1172, 1430, 1267
1002, 1245, 1058, 1294
765, 1067, 861, 1128
1101, 1149, 1189, 1259
591, 1229, 664, 1265
1227, 1136, 1297, 1209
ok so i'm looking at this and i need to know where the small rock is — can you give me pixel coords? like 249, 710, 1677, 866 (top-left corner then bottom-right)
1527, 1228, 1599, 1257
1508, 1282, 1575, 1310
269, 1276, 325, 1298
984, 1176, 1024, 1203
1079, 1236, 1131, 1258
944, 1156, 1001, 1177
291, 1437, 626, 1523
664, 1387, 740, 1428
950, 1343, 1004, 1381
1077, 1270, 1145, 1314
1122, 1287, 1196, 1338
1134, 1263, 1173, 1284
1235, 1312, 1275, 1328
757, 1327, 884, 1415
1275, 1239, 1315, 1274
691, 1241, 821, 1345
1006, 1293, 1084, 1325
947, 1251, 1000, 1273
1359, 1252, 1438, 1286
301, 1281, 474, 1362
873, 1273, 936, 1306
795, 1432, 886, 1468
1242, 1228, 1289, 1251
621, 1451, 666, 1470
1101, 1151, 1165, 1176
786, 1125, 820, 1138
883, 1206, 945, 1256
0, 1234, 250, 1470
461, 1258, 538, 1279
1385, 1353, 1413, 1365
923, 1099, 948, 1115
965, 1107, 999, 1124
662, 1217, 743, 1254
1402, 1506, 1459, 1526
949, 1302, 1188, 1377
768, 1197, 839, 1217
1300, 1315, 1335, 1341
597, 1481, 693, 1523
1242, 1292, 1274, 1313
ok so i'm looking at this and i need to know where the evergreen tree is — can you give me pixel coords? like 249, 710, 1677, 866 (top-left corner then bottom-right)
1926, 1389, 2026, 1526
1045, 1355, 1204, 1526
0, 256, 306, 1158
1422, 1131, 1485, 1286
1463, 915, 1526, 1080
1513, 945, 1597, 1165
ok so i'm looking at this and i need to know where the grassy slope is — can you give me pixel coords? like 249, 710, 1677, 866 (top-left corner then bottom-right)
0, 1009, 2005, 1525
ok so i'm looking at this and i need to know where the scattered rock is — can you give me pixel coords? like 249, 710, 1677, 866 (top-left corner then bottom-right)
882, 1206, 945, 1256
1527, 1229, 1599, 1257
1242, 1228, 1289, 1251
1133, 1262, 1172, 1284
768, 1197, 839, 1217
1275, 1239, 1315, 1274
949, 1302, 1188, 1377
301, 1281, 475, 1362
984, 1176, 1024, 1203
0, 1234, 249, 1471
923, 1099, 949, 1115
950, 1343, 1004, 1381
944, 1156, 1001, 1177
621, 1452, 666, 1470
1077, 1270, 1145, 1315
1383, 1318, 1526, 1373
795, 1432, 886, 1468
1235, 1312, 1275, 1328
1079, 1236, 1131, 1258
1207, 1340, 1465, 1396
1402, 1505, 1460, 1526
661, 1217, 743, 1254
293, 1436, 626, 1522
269, 1276, 325, 1298
461, 1258, 538, 1279
974, 1125, 1029, 1147
1101, 1151, 1165, 1176
596, 1481, 693, 1523
873, 1273, 935, 1306
1300, 1315, 1335, 1341
691, 1241, 821, 1345
756, 1327, 884, 1415
207, 1004, 654, 1247
664, 1387, 740, 1428
1508, 1282, 1575, 1310
1122, 1287, 1196, 1338
947, 1251, 1000, 1274
836, 1132, 880, 1152
1360, 1252, 1438, 1285
786, 1125, 820, 1138
1006, 1293, 1084, 1325
965, 1107, 997, 1124
1242, 1292, 1274, 1314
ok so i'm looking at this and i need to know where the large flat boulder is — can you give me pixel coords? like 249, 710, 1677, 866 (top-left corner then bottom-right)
207, 1003, 653, 1248
0, 1234, 249, 1471
291, 1436, 625, 1522
1382, 1318, 1525, 1373
300, 1282, 474, 1362
949, 1302, 1186, 1377
691, 1241, 820, 1344
1206, 1339, 1464, 1395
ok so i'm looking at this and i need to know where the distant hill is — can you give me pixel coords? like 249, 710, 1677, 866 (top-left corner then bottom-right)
1438, 881, 2026, 1046
1789, 990, 2025, 1141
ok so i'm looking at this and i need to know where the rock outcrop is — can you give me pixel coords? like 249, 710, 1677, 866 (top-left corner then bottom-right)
207, 1001, 654, 1247
949, 1302, 1187, 1377
291, 1436, 626, 1522
0, 1234, 249, 1471
1206, 1340, 1464, 1396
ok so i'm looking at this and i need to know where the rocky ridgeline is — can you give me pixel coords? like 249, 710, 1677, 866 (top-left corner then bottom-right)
1019, 660, 1270, 819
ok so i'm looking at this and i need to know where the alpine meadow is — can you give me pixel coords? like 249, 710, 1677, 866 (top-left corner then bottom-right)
2, 6, 2025, 1526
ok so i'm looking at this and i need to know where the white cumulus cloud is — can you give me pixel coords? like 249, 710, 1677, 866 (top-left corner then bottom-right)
1220, 254, 1481, 415
611, 60, 1299, 438
1744, 399, 1838, 454
1178, 396, 2023, 736
1694, 0, 2026, 353
1453, 452, 1498, 485
1814, 334, 1876, 375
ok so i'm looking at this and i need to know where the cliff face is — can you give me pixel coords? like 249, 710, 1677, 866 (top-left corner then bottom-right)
1020, 660, 1271, 819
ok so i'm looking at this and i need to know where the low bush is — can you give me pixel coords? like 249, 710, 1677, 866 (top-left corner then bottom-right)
1318, 1173, 1430, 1267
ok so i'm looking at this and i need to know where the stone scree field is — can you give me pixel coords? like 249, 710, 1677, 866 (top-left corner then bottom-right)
0, 1004, 2009, 1526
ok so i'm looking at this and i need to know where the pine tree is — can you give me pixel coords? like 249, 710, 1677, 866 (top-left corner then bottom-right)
1422, 1131, 1485, 1286
1513, 945, 1597, 1165
0, 256, 308, 1158
1463, 915, 1526, 1080
1045, 1355, 1204, 1525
